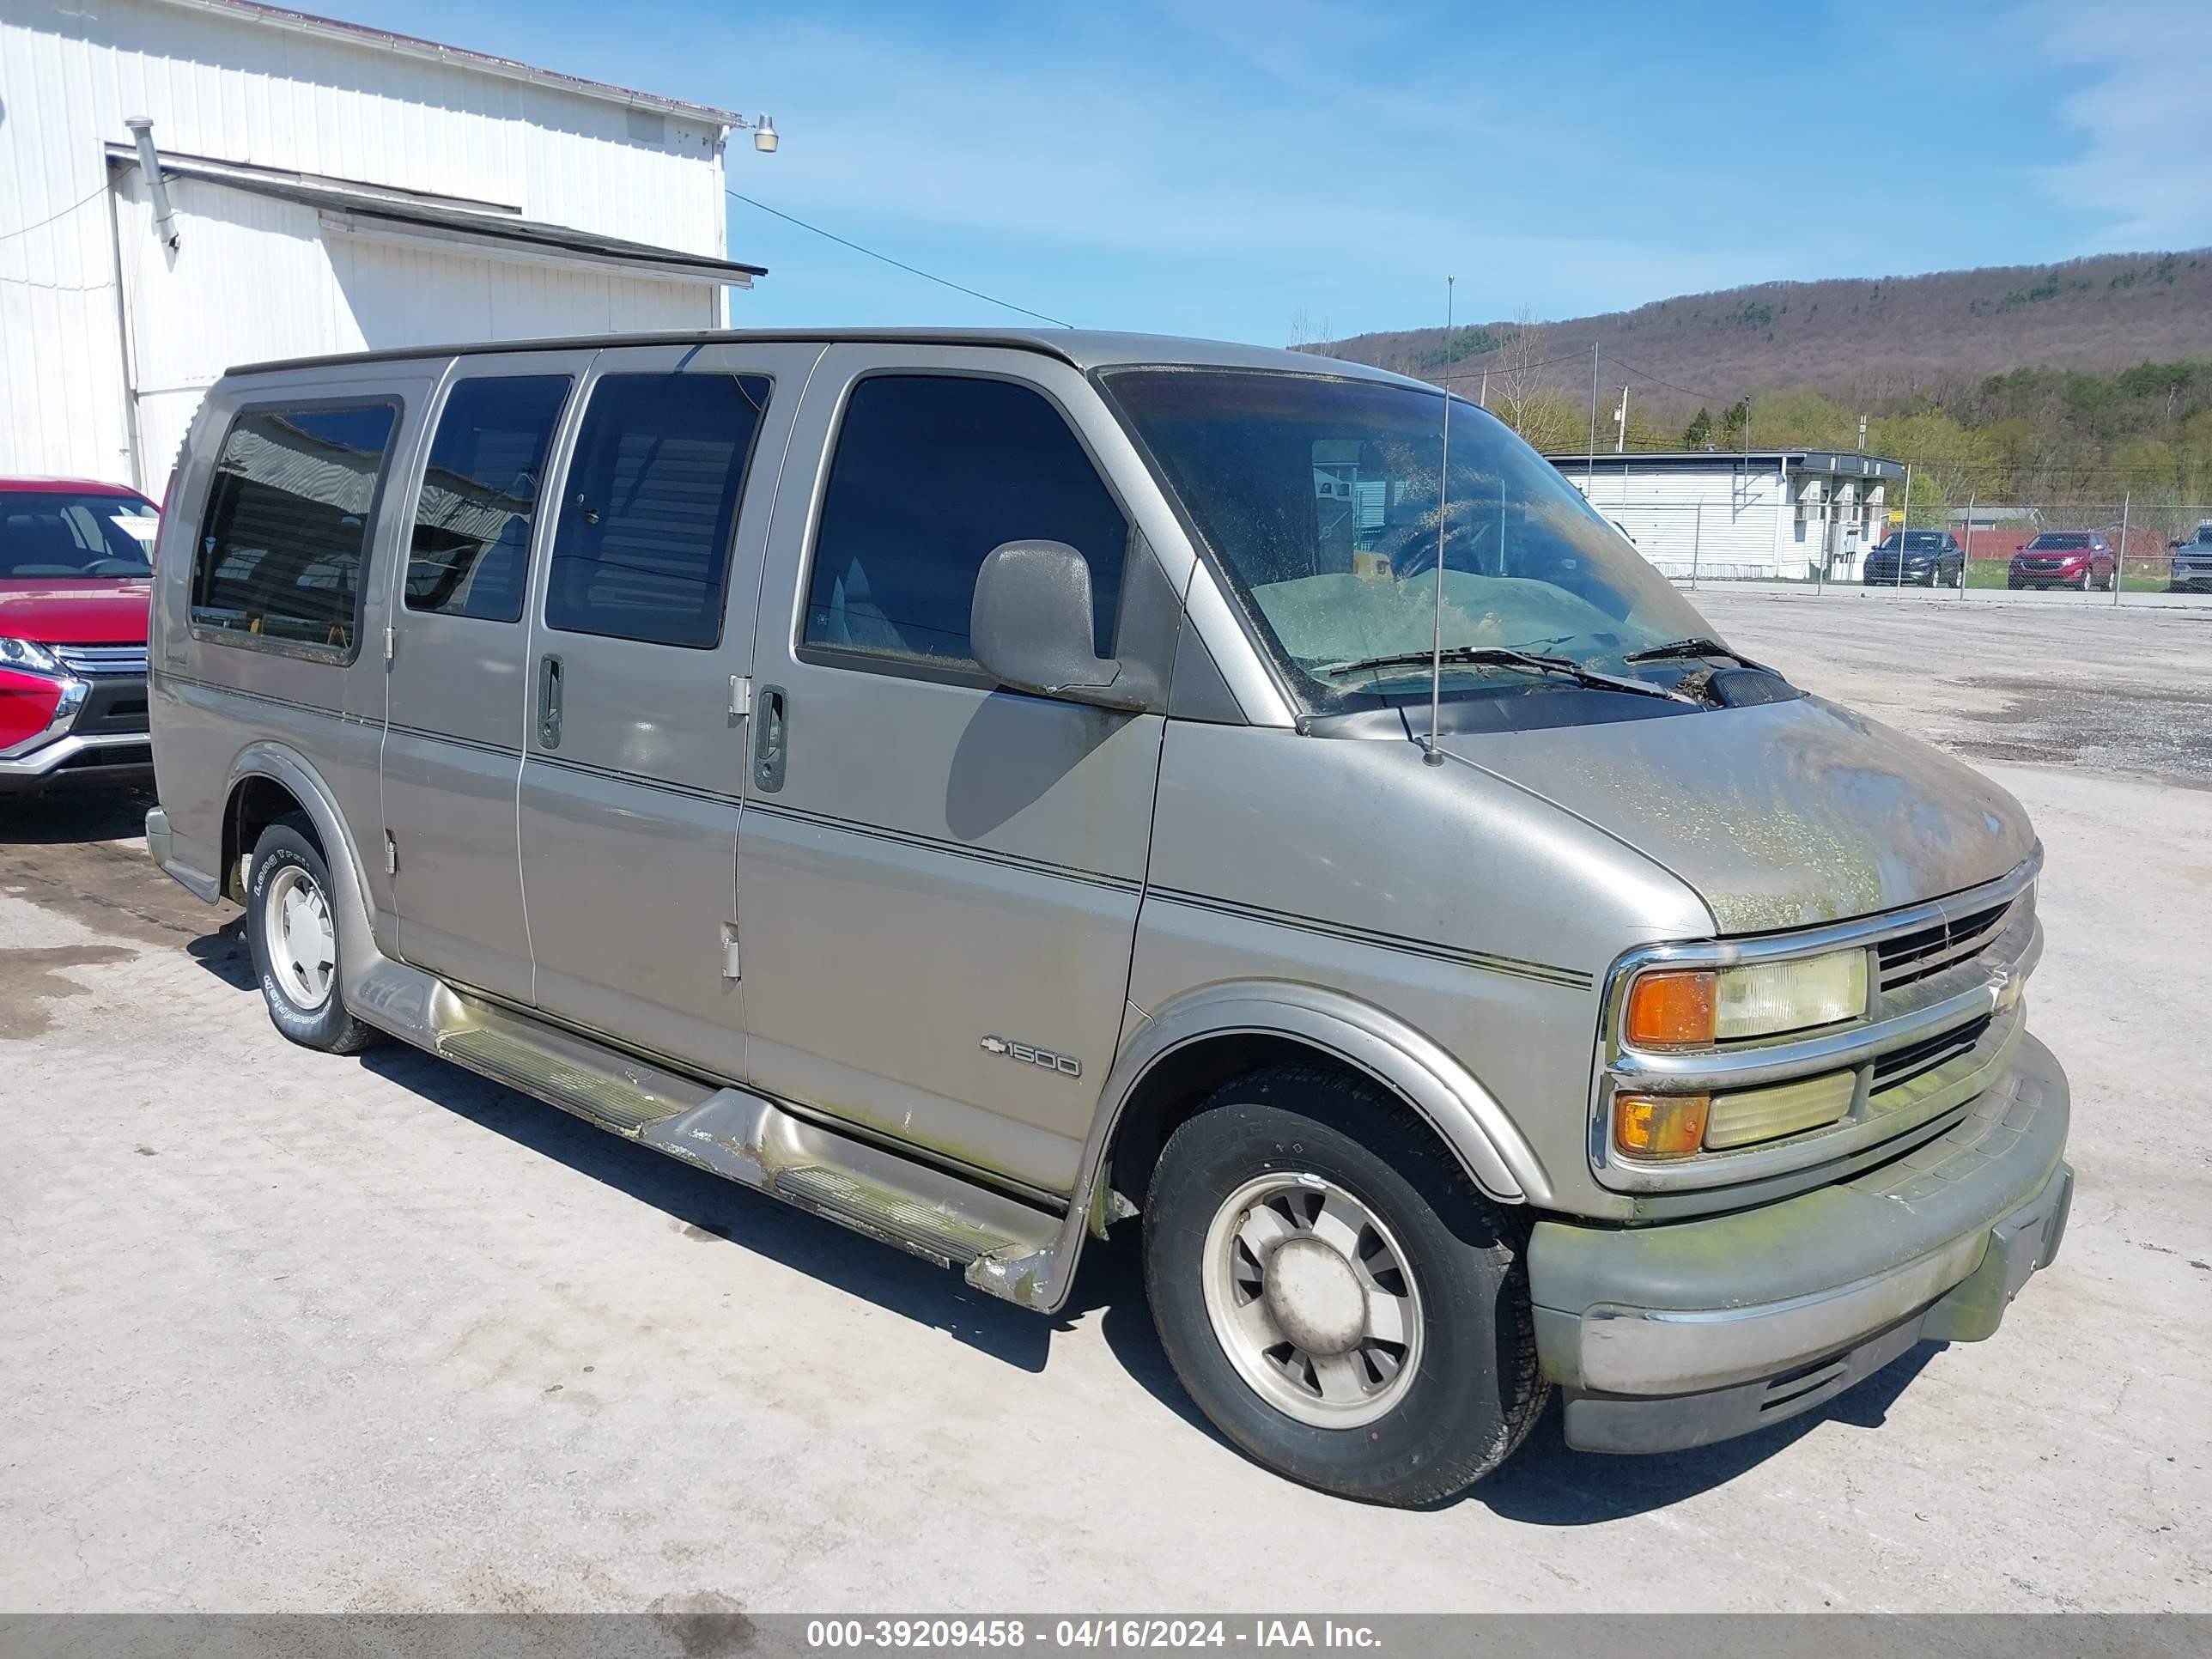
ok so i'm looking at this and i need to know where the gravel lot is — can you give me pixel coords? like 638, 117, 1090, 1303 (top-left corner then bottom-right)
3, 597, 2208, 1613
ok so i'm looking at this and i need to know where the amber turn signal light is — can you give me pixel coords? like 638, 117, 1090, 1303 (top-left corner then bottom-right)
1624, 969, 1717, 1048
1612, 1092, 1711, 1159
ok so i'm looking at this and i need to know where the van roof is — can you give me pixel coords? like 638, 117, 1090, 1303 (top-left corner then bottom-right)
226, 328, 1423, 385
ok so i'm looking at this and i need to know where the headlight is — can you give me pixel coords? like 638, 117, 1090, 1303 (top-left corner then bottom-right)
1625, 949, 1868, 1047
0, 636, 64, 675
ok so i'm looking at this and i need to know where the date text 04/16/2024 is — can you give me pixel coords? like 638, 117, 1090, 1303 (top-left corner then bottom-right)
803, 1620, 1383, 1650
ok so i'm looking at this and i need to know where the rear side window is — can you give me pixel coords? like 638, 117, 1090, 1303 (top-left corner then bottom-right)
406, 376, 572, 623
191, 403, 399, 656
544, 373, 771, 648
803, 374, 1128, 671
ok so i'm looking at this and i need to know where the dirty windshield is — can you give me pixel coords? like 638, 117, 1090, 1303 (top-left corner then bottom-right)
1102, 368, 1711, 710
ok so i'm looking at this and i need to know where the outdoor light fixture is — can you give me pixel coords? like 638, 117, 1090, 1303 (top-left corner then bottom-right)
752, 114, 779, 153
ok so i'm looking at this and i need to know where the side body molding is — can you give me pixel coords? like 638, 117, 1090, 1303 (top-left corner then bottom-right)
997, 981, 1553, 1316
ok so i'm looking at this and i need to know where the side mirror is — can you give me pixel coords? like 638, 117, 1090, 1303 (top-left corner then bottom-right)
969, 540, 1157, 711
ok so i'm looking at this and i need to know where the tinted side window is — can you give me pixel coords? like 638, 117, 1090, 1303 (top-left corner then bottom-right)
804, 375, 1127, 669
191, 404, 399, 654
407, 376, 572, 623
544, 373, 770, 648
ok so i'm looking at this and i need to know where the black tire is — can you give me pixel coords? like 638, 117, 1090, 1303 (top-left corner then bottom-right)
246, 816, 375, 1054
1142, 1066, 1548, 1505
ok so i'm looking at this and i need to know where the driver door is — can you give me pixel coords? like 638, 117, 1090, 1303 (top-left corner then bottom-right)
734, 346, 1174, 1195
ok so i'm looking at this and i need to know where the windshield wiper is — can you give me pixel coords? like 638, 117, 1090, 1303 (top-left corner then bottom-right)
1621, 635, 1772, 672
1316, 645, 1698, 703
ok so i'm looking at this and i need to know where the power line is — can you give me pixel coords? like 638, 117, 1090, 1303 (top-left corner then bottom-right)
1606, 354, 1736, 407
0, 179, 111, 246
726, 189, 1073, 329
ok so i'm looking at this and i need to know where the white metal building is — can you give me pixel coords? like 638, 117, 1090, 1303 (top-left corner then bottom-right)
0, 0, 766, 495
1548, 449, 1906, 581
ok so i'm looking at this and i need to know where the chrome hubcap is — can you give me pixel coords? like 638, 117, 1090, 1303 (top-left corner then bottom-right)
1201, 1174, 1424, 1428
263, 863, 335, 1011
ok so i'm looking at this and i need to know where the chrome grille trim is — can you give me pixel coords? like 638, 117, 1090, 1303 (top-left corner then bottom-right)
1872, 1014, 1993, 1092
1878, 898, 2018, 990
51, 643, 149, 677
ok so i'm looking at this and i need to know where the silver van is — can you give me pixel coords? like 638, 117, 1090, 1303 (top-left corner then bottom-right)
145, 329, 2069, 1504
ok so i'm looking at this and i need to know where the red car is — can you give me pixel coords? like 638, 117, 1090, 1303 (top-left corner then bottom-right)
0, 477, 158, 794
2008, 531, 2117, 591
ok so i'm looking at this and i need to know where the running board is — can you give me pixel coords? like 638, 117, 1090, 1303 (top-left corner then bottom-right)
643, 1092, 1064, 1300
344, 957, 1063, 1307
440, 1018, 708, 1133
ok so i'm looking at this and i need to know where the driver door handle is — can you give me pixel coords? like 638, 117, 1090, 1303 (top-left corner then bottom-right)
538, 653, 563, 750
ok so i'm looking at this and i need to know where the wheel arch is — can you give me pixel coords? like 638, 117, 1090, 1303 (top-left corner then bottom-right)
1089, 981, 1551, 1223
218, 744, 377, 977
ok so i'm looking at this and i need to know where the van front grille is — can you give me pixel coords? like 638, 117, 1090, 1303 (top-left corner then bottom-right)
1876, 901, 2014, 991
1872, 1015, 1993, 1093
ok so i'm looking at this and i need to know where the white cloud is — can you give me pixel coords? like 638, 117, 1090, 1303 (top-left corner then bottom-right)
2031, 0, 2212, 246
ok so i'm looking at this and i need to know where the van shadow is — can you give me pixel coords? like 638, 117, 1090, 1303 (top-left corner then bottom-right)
183, 924, 1109, 1373
363, 1039, 1088, 1371
1462, 1342, 1947, 1522
180, 922, 1946, 1516
1092, 1242, 1952, 1521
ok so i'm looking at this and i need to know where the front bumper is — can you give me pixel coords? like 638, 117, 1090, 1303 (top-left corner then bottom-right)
0, 671, 152, 793
1529, 1033, 2070, 1453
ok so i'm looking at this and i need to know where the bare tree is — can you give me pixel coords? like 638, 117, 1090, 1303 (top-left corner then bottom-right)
1488, 310, 1552, 441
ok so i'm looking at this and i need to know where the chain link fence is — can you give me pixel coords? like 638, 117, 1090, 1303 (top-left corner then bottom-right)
1580, 489, 2212, 606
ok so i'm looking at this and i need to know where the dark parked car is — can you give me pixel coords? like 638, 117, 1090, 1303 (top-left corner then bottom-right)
2169, 523, 2212, 592
1863, 530, 1965, 587
2008, 532, 2116, 591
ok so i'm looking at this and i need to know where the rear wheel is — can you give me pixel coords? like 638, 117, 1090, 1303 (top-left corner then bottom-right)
1142, 1066, 1548, 1505
246, 817, 375, 1054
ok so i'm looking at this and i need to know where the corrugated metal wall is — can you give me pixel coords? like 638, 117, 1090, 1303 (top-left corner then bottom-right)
1571, 466, 1794, 580
1, 0, 731, 490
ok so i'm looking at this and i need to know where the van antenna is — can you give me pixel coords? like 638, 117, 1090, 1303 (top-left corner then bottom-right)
1424, 275, 1454, 766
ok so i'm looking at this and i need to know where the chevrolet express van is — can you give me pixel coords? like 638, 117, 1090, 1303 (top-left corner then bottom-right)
146, 330, 2069, 1504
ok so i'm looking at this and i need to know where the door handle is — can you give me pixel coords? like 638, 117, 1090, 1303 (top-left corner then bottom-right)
538, 653, 563, 750
753, 684, 787, 793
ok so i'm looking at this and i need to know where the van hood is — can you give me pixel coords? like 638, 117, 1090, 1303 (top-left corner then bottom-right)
1435, 695, 2035, 934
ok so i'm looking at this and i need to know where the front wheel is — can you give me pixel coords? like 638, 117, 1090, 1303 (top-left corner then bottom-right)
1142, 1066, 1548, 1505
246, 817, 375, 1054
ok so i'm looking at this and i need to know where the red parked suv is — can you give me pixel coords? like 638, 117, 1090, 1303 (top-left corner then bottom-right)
2008, 531, 2117, 591
0, 478, 158, 794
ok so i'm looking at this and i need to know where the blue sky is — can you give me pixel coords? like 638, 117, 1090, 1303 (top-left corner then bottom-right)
343, 0, 2212, 344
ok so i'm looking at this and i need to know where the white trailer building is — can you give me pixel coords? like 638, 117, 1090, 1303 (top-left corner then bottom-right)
1547, 449, 1906, 581
0, 0, 766, 495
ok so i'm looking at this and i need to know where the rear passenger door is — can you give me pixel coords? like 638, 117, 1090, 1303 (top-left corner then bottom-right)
383, 354, 588, 1004
515, 343, 818, 1079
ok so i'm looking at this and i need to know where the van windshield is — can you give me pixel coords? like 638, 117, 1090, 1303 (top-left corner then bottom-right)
1100, 368, 1711, 711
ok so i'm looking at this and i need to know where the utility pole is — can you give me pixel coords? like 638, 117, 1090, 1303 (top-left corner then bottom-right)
1586, 341, 1600, 489
1895, 465, 1911, 589
1479, 368, 1487, 410
2115, 491, 2130, 607
1613, 386, 1630, 453
1961, 492, 1974, 599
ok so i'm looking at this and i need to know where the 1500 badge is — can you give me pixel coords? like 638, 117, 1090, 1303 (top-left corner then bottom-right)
980, 1035, 1082, 1078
